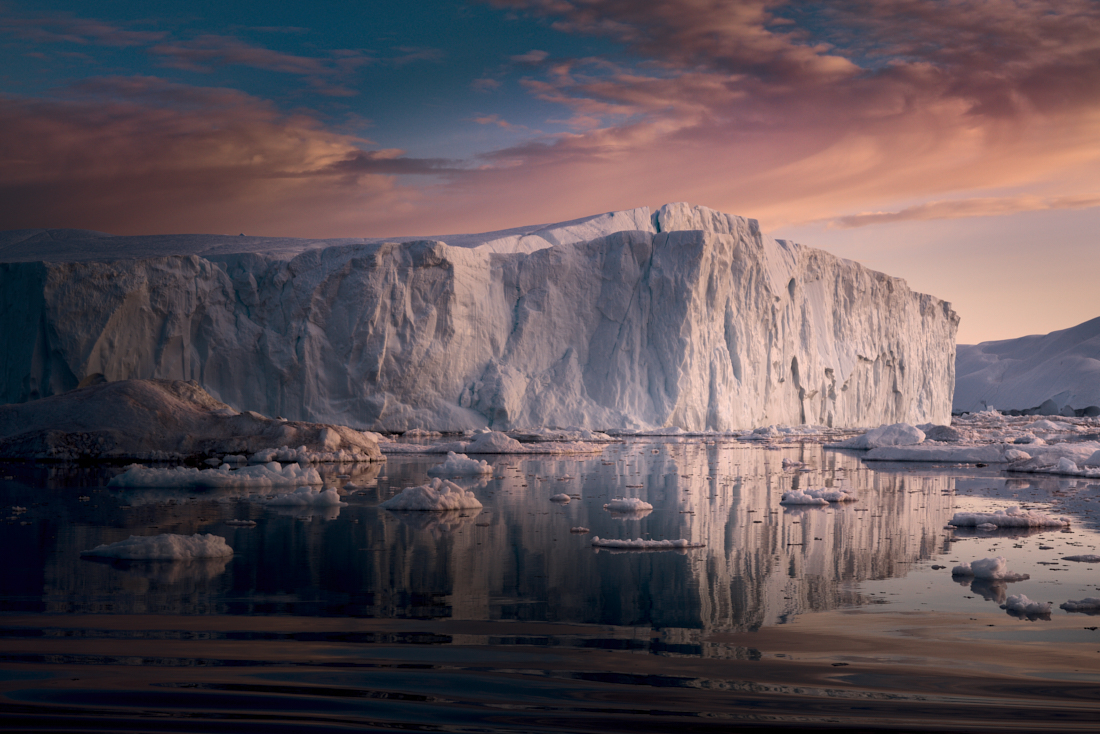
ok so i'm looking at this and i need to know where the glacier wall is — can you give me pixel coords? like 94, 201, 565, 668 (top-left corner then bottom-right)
0, 203, 959, 431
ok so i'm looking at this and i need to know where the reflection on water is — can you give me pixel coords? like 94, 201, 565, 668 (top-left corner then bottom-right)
0, 440, 964, 631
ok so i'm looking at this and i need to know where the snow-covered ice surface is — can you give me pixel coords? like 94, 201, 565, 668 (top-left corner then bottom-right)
426, 452, 493, 477
590, 537, 705, 550
80, 533, 233, 559
949, 507, 1069, 528
950, 556, 1029, 581
1, 203, 958, 432
955, 315, 1100, 414
108, 462, 322, 489
0, 379, 383, 462
603, 497, 653, 512
780, 487, 856, 505
380, 478, 483, 511
1060, 598, 1100, 613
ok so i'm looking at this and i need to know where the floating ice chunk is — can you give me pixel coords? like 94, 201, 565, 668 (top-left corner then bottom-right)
108, 462, 322, 489
464, 431, 526, 453
380, 478, 483, 511
404, 428, 442, 438
1063, 555, 1100, 563
830, 423, 925, 450
603, 497, 653, 512
570, 526, 590, 534
80, 533, 233, 559
1002, 594, 1051, 616
1003, 449, 1032, 462
224, 519, 256, 526
781, 458, 804, 468
549, 493, 571, 503
591, 537, 705, 550
780, 488, 857, 505
260, 486, 346, 507
1057, 457, 1080, 474
1060, 598, 1100, 612
951, 556, 1029, 581
427, 452, 493, 477
949, 506, 1069, 528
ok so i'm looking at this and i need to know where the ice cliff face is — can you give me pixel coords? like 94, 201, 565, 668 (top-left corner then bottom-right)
0, 203, 958, 431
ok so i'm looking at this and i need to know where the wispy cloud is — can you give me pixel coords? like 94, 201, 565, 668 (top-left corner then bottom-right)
829, 194, 1100, 228
0, 14, 166, 47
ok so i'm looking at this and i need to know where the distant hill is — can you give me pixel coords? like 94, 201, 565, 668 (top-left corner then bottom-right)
954, 316, 1100, 415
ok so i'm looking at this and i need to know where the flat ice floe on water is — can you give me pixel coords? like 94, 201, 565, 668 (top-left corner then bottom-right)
603, 497, 653, 512
1060, 598, 1100, 613
427, 452, 493, 477
591, 537, 705, 550
1002, 594, 1051, 618
780, 488, 856, 505
951, 556, 1029, 581
949, 507, 1069, 528
80, 533, 233, 560
380, 478, 483, 511
1062, 555, 1100, 563
108, 462, 322, 489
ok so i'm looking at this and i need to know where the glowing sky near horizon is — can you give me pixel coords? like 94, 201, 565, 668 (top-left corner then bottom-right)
1, 0, 1098, 344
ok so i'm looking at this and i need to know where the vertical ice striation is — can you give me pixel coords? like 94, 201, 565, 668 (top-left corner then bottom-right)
0, 204, 958, 431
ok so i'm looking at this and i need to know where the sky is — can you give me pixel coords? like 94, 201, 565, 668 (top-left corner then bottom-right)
1, 0, 1098, 344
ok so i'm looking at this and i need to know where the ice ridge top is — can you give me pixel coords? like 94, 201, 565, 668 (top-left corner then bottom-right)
0, 203, 959, 431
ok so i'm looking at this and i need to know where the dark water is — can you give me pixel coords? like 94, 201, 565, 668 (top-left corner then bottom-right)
2, 439, 1099, 731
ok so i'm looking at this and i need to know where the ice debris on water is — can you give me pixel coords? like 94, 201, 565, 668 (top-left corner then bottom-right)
951, 557, 1029, 581
948, 507, 1069, 528
570, 527, 590, 534
780, 488, 856, 505
830, 423, 926, 450
591, 537, 705, 550
380, 478, 483, 511
426, 452, 493, 477
549, 493, 571, 503
108, 462, 322, 489
1002, 594, 1051, 616
1059, 598, 1100, 613
603, 497, 653, 512
80, 533, 233, 559
1062, 555, 1100, 563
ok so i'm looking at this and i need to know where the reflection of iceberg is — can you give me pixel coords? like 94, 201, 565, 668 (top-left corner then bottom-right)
389, 508, 482, 535
1060, 598, 1100, 615
608, 508, 653, 520
80, 555, 231, 583
267, 504, 342, 521
954, 576, 1010, 604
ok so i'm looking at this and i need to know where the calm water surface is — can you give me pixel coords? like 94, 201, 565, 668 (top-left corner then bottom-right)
2, 438, 1099, 731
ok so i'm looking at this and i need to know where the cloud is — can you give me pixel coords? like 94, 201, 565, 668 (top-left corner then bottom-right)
471, 77, 502, 92
390, 46, 445, 66
829, 194, 1100, 228
510, 49, 549, 64
0, 14, 166, 47
0, 78, 454, 237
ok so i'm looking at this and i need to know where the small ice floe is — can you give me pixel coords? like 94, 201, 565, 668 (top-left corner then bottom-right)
81, 533, 233, 559
1059, 598, 1100, 613
781, 458, 804, 469
1002, 594, 1051, 618
380, 478, 483, 511
591, 537, 705, 550
549, 493, 571, 503
829, 423, 925, 450
603, 497, 653, 512
780, 488, 856, 505
951, 556, 1029, 581
427, 452, 493, 477
1063, 555, 1100, 563
108, 462, 322, 489
570, 526, 590, 534
949, 507, 1069, 528
382, 430, 602, 455
224, 519, 257, 527
404, 428, 442, 438
259, 487, 346, 507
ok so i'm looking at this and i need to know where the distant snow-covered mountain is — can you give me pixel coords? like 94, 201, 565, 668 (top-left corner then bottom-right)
954, 316, 1100, 415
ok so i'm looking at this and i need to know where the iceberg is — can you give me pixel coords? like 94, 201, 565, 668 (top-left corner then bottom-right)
80, 533, 233, 560
1, 203, 958, 431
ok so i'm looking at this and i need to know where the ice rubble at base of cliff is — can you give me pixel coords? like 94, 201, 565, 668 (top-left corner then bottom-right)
2, 202, 958, 433
827, 410, 1100, 478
